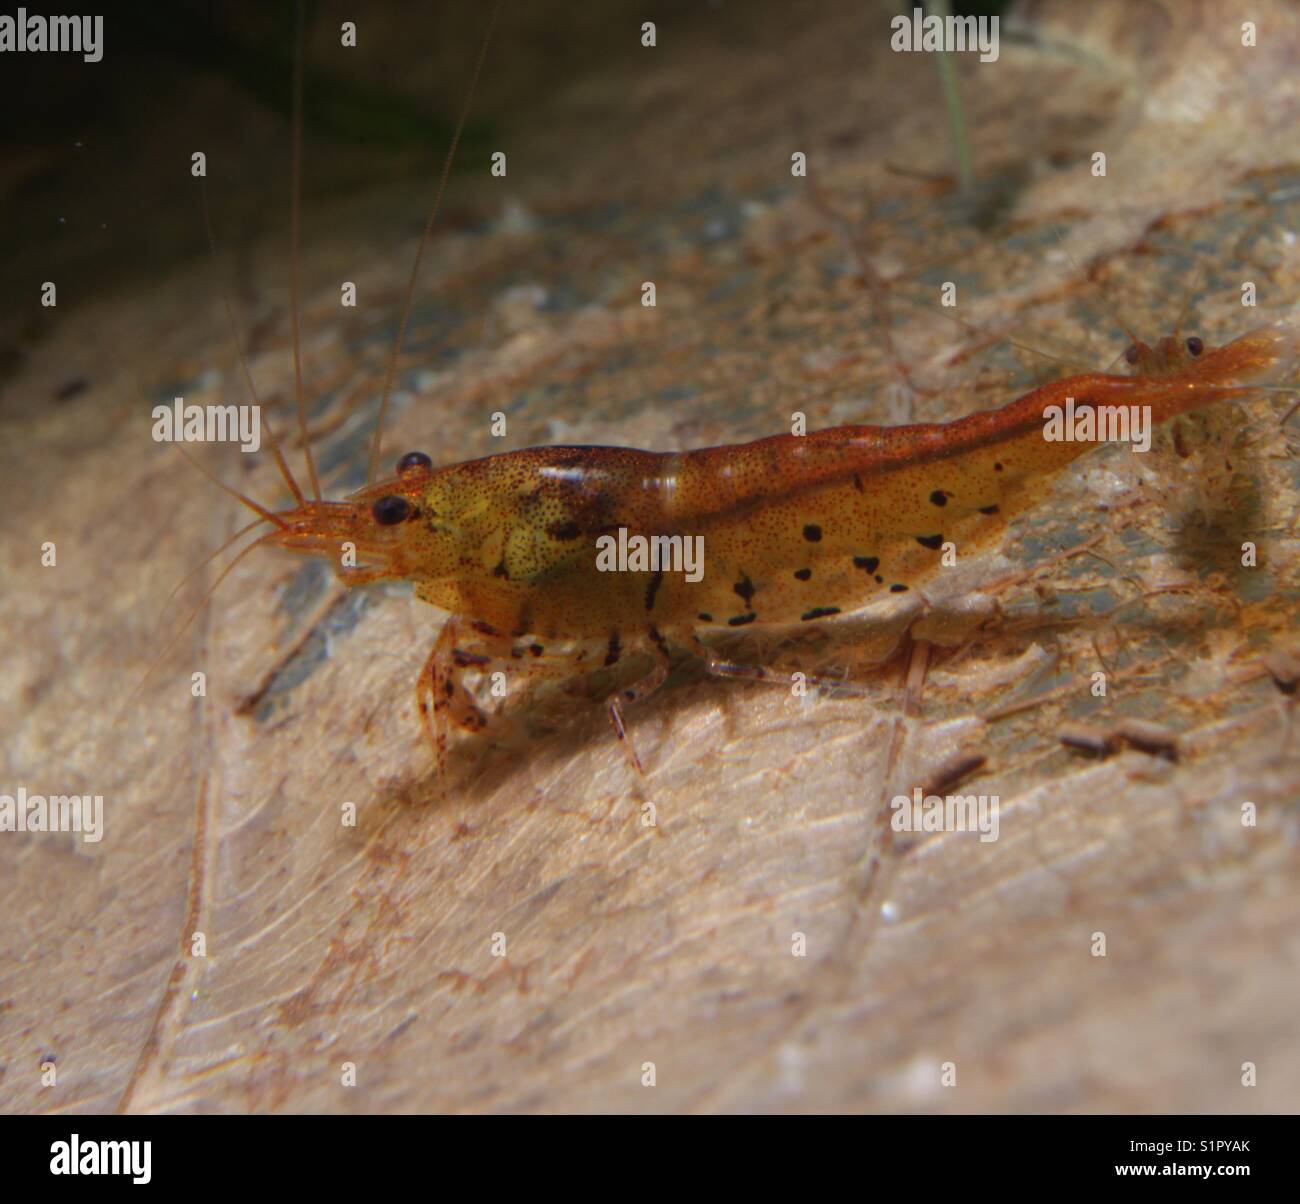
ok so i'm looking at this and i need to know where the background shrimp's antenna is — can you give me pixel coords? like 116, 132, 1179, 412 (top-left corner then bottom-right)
1171, 257, 1204, 342
1049, 223, 1147, 357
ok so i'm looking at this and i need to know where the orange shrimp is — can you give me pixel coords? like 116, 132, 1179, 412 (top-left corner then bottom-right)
230, 318, 1298, 775
186, 0, 1297, 781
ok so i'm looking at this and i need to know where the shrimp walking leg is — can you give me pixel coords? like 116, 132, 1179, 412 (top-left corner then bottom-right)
416, 619, 488, 772
685, 633, 878, 698
606, 630, 673, 776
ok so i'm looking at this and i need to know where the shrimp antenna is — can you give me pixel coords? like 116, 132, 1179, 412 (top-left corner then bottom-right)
1171, 257, 1204, 342
367, 0, 504, 486
172, 443, 290, 531
199, 175, 306, 508
941, 312, 1093, 374
116, 527, 284, 719
289, 0, 322, 501
157, 515, 267, 626
1050, 222, 1145, 351
108, 341, 288, 534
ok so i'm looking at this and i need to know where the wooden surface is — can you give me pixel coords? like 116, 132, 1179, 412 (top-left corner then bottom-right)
2, 0, 1299, 1113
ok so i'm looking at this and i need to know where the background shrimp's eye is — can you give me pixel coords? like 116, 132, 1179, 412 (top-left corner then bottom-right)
372, 495, 411, 525
397, 450, 432, 473
1185, 336, 1204, 356
1124, 344, 1140, 364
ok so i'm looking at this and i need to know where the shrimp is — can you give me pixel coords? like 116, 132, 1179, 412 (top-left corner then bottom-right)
185, 0, 1296, 781
235, 318, 1299, 776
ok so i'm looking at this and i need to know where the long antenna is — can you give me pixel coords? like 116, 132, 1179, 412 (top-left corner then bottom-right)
1171, 258, 1204, 342
367, 0, 504, 485
289, 0, 322, 500
172, 443, 289, 530
199, 176, 306, 507
157, 515, 267, 625
117, 526, 284, 717
1051, 222, 1144, 350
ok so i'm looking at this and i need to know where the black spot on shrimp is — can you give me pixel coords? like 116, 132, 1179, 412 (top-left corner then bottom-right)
547, 520, 582, 541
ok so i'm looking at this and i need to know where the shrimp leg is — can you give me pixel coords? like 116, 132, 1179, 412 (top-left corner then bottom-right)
605, 628, 673, 776
416, 618, 490, 774
685, 632, 879, 698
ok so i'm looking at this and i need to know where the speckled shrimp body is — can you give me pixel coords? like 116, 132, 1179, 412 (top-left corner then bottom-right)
259, 321, 1298, 773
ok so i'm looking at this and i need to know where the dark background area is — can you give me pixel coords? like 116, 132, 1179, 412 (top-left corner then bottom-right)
0, 0, 691, 352
0, 0, 1007, 386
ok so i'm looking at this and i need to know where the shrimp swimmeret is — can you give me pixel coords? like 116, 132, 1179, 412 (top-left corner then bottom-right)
217, 318, 1299, 775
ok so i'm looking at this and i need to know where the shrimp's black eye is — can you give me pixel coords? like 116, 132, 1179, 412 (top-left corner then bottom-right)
372, 495, 411, 525
397, 450, 432, 473
1124, 344, 1140, 365
1185, 336, 1203, 357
